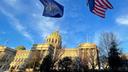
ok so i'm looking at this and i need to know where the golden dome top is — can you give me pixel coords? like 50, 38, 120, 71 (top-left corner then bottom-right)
79, 43, 97, 48
46, 31, 61, 41
46, 31, 62, 48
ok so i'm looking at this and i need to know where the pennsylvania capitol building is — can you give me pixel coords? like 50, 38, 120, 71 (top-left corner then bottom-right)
0, 31, 99, 72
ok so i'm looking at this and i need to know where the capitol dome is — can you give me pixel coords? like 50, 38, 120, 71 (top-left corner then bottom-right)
46, 31, 62, 48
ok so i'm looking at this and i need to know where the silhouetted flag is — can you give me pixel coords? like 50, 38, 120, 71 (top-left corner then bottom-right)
87, 0, 113, 18
40, 0, 64, 18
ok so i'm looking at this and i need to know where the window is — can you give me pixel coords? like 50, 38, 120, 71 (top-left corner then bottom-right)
52, 39, 54, 43
6, 59, 9, 62
55, 39, 57, 43
2, 65, 5, 70
0, 65, 2, 68
48, 39, 50, 42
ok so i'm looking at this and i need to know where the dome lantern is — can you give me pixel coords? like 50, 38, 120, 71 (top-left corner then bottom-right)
46, 31, 62, 48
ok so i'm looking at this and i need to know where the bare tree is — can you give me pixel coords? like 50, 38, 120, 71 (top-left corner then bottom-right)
98, 32, 119, 70
72, 57, 88, 72
40, 45, 64, 72
58, 57, 73, 72
30, 50, 41, 70
52, 47, 64, 66
50, 46, 65, 71
85, 48, 98, 71
78, 49, 90, 71
19, 50, 41, 72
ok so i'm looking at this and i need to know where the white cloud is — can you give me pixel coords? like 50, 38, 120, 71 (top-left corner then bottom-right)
3, 0, 18, 9
116, 15, 128, 25
4, 0, 17, 4
0, 7, 34, 43
34, 15, 60, 39
6, 0, 62, 39
1, 0, 63, 43
0, 31, 6, 34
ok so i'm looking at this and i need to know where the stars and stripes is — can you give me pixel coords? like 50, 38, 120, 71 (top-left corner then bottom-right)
40, 0, 64, 18
87, 0, 113, 18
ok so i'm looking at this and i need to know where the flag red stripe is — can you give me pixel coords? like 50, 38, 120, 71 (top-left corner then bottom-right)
93, 10, 105, 18
96, 0, 102, 6
94, 7, 105, 14
95, 0, 100, 6
101, 0, 108, 8
102, 0, 112, 9
97, 0, 104, 6
94, 7, 105, 15
95, 4, 106, 12
93, 9, 105, 16
96, 0, 112, 9
103, 0, 113, 9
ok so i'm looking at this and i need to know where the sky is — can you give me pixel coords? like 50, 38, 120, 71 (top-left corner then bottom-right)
0, 0, 128, 53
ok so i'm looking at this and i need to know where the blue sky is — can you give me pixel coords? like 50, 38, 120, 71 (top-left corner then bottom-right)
0, 0, 128, 53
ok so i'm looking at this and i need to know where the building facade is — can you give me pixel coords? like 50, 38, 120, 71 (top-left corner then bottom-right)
6, 31, 100, 72
120, 54, 128, 71
9, 50, 30, 72
0, 46, 16, 72
32, 31, 100, 69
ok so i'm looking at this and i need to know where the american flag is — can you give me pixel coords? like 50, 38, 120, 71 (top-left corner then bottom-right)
87, 0, 113, 18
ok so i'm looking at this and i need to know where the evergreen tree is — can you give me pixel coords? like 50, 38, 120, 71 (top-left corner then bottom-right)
40, 54, 52, 72
108, 41, 121, 71
58, 57, 72, 72
98, 32, 122, 71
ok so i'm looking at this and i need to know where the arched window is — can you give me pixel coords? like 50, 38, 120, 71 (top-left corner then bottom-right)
55, 39, 57, 43
52, 38, 54, 43
49, 38, 51, 42
49, 39, 50, 42
16, 66, 19, 69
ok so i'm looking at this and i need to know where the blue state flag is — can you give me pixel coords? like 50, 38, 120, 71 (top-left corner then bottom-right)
40, 0, 64, 18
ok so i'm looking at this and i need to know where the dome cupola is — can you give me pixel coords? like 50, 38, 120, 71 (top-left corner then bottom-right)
46, 31, 62, 48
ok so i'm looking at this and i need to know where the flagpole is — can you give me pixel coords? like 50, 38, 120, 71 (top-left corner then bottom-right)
4, 39, 9, 46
